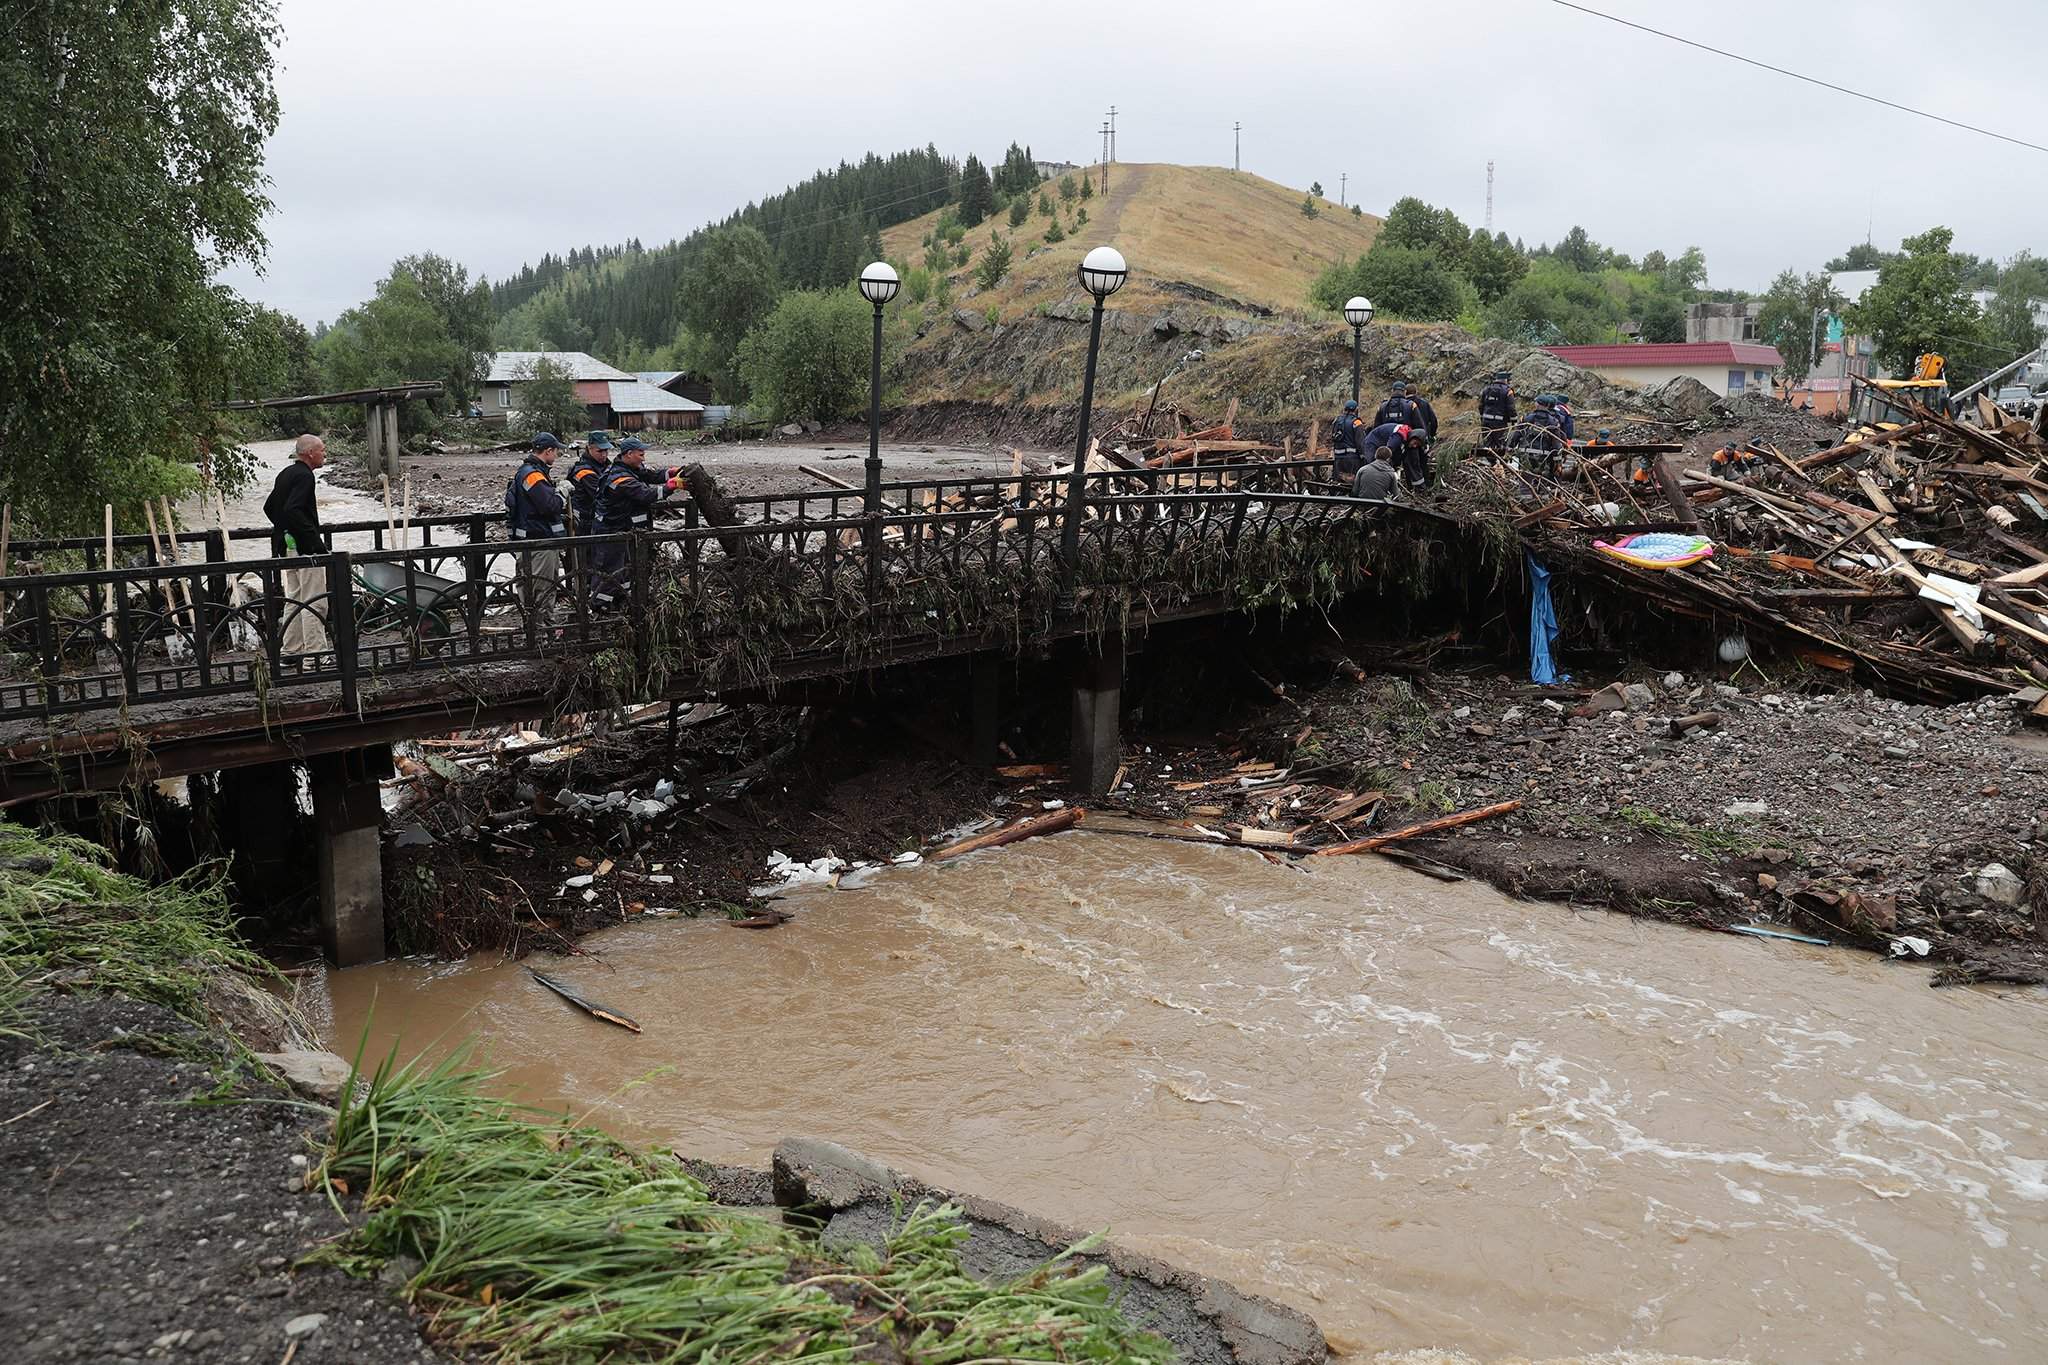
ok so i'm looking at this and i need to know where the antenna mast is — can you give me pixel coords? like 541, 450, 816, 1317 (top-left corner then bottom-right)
1485, 160, 1495, 232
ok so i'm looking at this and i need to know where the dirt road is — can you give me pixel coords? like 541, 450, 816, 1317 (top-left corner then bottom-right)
324, 437, 1051, 518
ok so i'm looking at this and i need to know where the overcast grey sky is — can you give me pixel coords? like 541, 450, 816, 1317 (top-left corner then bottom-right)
220, 0, 2046, 325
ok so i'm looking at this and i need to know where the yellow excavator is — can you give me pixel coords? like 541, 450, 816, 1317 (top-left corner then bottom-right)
1847, 353, 1949, 430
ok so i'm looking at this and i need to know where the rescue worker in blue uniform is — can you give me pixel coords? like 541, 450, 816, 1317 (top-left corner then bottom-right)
1376, 382, 1441, 488
1373, 381, 1422, 430
1510, 397, 1567, 479
568, 432, 612, 531
1478, 370, 1516, 458
1331, 399, 1367, 477
1550, 394, 1576, 442
505, 432, 566, 617
565, 432, 613, 602
590, 437, 683, 605
1359, 421, 1411, 470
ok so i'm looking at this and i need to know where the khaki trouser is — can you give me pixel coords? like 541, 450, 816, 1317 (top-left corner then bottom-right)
520, 545, 561, 619
281, 561, 331, 658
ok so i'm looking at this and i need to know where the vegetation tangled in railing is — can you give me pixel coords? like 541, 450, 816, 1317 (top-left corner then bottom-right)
570, 492, 1416, 707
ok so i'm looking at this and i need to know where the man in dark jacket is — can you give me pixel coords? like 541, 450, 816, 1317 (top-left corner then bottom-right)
1373, 381, 1422, 429
1360, 421, 1410, 466
262, 434, 330, 658
565, 432, 613, 601
506, 432, 566, 617
1330, 399, 1367, 477
590, 438, 681, 604
1377, 382, 1440, 487
1511, 398, 1567, 478
567, 432, 612, 532
1478, 370, 1516, 457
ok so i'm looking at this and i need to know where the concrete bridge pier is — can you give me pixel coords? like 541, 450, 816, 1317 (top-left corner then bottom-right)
1069, 637, 1125, 795
970, 656, 1002, 767
309, 746, 392, 967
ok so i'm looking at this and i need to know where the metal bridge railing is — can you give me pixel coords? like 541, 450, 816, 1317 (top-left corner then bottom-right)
0, 465, 1369, 725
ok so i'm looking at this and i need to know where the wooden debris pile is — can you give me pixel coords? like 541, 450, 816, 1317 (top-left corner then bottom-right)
1526, 399, 2048, 711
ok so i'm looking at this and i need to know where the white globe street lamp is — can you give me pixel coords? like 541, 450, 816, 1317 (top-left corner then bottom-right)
1343, 296, 1374, 404
1062, 247, 1132, 592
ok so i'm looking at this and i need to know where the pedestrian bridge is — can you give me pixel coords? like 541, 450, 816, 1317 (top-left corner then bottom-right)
0, 458, 1448, 959
0, 459, 1452, 798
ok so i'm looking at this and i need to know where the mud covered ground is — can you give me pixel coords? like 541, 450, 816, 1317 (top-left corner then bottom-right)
323, 436, 1035, 519
0, 995, 442, 1364
379, 618, 2047, 987
1102, 663, 2048, 984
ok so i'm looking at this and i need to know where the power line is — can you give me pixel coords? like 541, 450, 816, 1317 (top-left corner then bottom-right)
1547, 0, 2048, 155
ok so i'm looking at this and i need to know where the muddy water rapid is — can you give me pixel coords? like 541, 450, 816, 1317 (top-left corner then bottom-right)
326, 835, 2048, 1362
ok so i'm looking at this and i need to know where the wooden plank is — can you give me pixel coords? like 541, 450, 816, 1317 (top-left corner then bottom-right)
1317, 790, 1385, 823
1855, 471, 1899, 516
1989, 560, 2048, 588
1861, 526, 1987, 653
1315, 800, 1523, 857
930, 807, 1083, 861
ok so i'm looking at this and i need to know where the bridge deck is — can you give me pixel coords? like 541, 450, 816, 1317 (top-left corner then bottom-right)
0, 461, 1429, 801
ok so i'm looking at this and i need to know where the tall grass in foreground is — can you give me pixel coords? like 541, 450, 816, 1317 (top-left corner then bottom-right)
322, 1046, 1171, 1362
0, 820, 264, 1022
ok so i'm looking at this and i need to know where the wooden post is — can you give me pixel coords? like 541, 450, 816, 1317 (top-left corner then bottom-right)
362, 402, 381, 480
102, 503, 115, 640
0, 502, 11, 633
383, 401, 402, 480
327, 552, 358, 711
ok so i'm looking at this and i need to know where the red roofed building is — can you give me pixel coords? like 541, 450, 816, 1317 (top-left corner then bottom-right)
1543, 342, 1785, 398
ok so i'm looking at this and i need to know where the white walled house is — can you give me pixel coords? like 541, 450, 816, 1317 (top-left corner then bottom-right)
1544, 342, 1786, 398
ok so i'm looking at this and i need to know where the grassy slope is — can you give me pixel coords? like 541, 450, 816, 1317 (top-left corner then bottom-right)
881, 163, 1380, 317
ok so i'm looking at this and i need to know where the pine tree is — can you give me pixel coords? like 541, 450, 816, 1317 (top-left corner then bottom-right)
958, 155, 994, 228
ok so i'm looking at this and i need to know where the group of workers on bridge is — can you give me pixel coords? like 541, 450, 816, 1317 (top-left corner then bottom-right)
1329, 380, 1440, 495
1332, 371, 1656, 497
261, 429, 689, 645
504, 430, 687, 612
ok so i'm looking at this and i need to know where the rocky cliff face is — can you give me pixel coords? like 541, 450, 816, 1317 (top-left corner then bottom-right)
894, 299, 1656, 446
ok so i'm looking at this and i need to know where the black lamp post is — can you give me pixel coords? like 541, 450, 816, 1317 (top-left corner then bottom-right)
1060, 246, 1129, 597
1344, 295, 1374, 406
857, 261, 901, 515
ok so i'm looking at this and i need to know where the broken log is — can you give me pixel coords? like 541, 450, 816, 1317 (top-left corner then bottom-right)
676, 464, 755, 558
1314, 799, 1523, 856
528, 970, 642, 1033
929, 806, 1083, 861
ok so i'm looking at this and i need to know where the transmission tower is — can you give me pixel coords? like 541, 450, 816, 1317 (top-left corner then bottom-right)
1339, 172, 1347, 207
1108, 105, 1117, 163
1233, 121, 1241, 173
1484, 160, 1495, 232
1099, 121, 1111, 195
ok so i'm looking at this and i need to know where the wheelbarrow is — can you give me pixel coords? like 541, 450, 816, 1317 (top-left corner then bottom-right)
353, 559, 476, 638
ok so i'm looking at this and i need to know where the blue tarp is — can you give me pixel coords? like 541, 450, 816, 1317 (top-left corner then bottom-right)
1526, 550, 1567, 685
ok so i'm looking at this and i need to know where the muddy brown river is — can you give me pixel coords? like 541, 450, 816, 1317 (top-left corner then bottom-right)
325, 835, 2048, 1362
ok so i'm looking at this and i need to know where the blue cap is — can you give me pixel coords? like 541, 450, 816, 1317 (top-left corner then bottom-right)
587, 430, 613, 449
1343, 399, 1358, 411
530, 431, 560, 449
1535, 394, 1555, 406
618, 437, 647, 453
1391, 381, 1406, 392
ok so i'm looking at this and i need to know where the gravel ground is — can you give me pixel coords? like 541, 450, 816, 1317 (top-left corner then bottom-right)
1100, 661, 2048, 984
0, 995, 442, 1364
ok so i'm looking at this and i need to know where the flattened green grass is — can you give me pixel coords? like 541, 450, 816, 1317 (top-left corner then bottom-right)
0, 820, 264, 1024
320, 1046, 1170, 1362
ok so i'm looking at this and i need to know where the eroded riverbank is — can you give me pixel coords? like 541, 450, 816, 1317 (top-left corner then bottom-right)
327, 833, 2048, 1363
